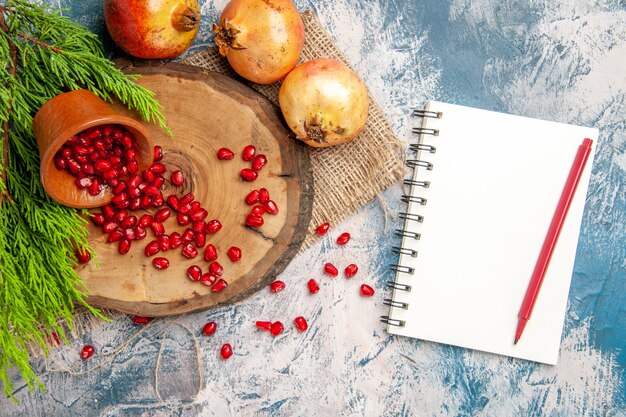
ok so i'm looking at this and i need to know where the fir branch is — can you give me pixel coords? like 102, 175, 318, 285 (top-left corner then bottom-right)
0, 6, 16, 203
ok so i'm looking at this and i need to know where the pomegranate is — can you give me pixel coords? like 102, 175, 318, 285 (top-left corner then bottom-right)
220, 343, 233, 359
316, 222, 330, 235
279, 58, 369, 147
104, 0, 200, 59
202, 322, 217, 336
294, 316, 308, 331
213, 0, 304, 84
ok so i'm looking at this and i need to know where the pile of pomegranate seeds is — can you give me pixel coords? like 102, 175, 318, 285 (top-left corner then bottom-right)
243, 187, 278, 228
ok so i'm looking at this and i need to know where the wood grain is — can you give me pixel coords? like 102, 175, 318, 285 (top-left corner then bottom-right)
77, 60, 313, 316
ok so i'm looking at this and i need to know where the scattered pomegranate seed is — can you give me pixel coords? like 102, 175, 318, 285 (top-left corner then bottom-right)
108, 230, 124, 243
345, 264, 358, 278
307, 279, 320, 294
180, 193, 195, 205
337, 232, 351, 245
132, 316, 152, 325
250, 205, 265, 216
167, 195, 180, 211
182, 228, 195, 242
195, 232, 206, 248
294, 316, 308, 331
269, 280, 286, 293
144, 240, 160, 256
181, 243, 198, 259
256, 321, 272, 331
270, 321, 284, 336
324, 263, 339, 277
118, 239, 131, 254
212, 279, 228, 292
192, 220, 206, 233
258, 188, 270, 204
150, 221, 165, 237
360, 284, 375, 297
177, 212, 192, 226
152, 257, 169, 270
138, 214, 153, 228
245, 189, 260, 205
316, 222, 330, 235
251, 154, 267, 170
170, 170, 184, 186
241, 145, 256, 161
264, 200, 279, 215
240, 169, 258, 182
80, 345, 95, 360
75, 248, 91, 263
209, 262, 223, 277
149, 162, 166, 175
187, 265, 202, 281
200, 273, 216, 286
205, 244, 218, 262
227, 246, 241, 262
220, 343, 233, 359
121, 215, 137, 229
202, 321, 217, 336
154, 208, 171, 222
217, 148, 235, 160
135, 226, 147, 240
153, 145, 163, 162
245, 214, 264, 227
205, 219, 222, 234
170, 232, 182, 248
91, 213, 106, 226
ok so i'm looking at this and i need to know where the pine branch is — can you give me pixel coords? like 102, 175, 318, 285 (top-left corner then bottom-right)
0, 7, 16, 204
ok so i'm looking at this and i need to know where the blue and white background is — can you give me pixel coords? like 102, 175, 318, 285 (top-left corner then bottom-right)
3, 0, 625, 415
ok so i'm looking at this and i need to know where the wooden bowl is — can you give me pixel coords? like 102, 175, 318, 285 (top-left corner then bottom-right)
33, 89, 154, 208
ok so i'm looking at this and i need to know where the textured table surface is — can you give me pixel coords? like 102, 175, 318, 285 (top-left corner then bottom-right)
3, 0, 625, 416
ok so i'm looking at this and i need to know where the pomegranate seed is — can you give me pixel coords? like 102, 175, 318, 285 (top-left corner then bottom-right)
91, 213, 106, 226
187, 265, 202, 281
205, 219, 222, 234
250, 205, 265, 216
152, 192, 165, 207
152, 257, 169, 270
251, 154, 267, 171
95, 159, 113, 173
191, 208, 208, 222
242, 145, 256, 161
205, 244, 218, 262
121, 215, 137, 229
209, 261, 223, 277
178, 202, 192, 214
217, 148, 234, 160
270, 321, 284, 336
108, 230, 124, 242
132, 316, 152, 325
324, 263, 339, 277
135, 226, 147, 240
113, 210, 129, 223
360, 284, 375, 297
256, 321, 272, 331
128, 160, 139, 174
171, 170, 184, 186
127, 174, 141, 188
294, 316, 308, 332
337, 232, 351, 245
269, 280, 286, 293
103, 221, 119, 234
123, 227, 136, 241
153, 145, 163, 161
240, 169, 258, 181
307, 279, 320, 294
118, 239, 131, 254
80, 345, 95, 360
150, 221, 165, 237
245, 189, 260, 205
121, 134, 133, 149
175, 213, 190, 226
212, 279, 228, 292
54, 154, 67, 170
316, 222, 330, 235
138, 214, 153, 228
258, 188, 270, 204
227, 246, 241, 262
154, 208, 171, 222
149, 162, 166, 175
200, 273, 216, 286
220, 343, 233, 359
182, 243, 198, 258
112, 192, 128, 208
75, 248, 91, 263
245, 214, 264, 227
202, 322, 217, 336
192, 220, 206, 233
88, 180, 101, 196
75, 176, 92, 189
167, 195, 180, 211
195, 232, 206, 248
170, 232, 183, 248
124, 148, 136, 161
152, 176, 165, 189
345, 264, 358, 278
111, 182, 126, 195
144, 241, 160, 257
264, 200, 279, 215
103, 169, 119, 181
81, 163, 95, 175
158, 235, 171, 251
182, 228, 195, 242
180, 193, 195, 204
143, 185, 159, 196
143, 170, 155, 183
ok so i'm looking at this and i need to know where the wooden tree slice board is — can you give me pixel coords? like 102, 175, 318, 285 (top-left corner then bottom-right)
77, 60, 313, 316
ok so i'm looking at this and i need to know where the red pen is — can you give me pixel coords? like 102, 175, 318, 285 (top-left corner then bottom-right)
514, 138, 593, 344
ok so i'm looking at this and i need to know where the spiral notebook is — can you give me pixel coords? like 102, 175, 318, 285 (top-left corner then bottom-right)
382, 101, 598, 365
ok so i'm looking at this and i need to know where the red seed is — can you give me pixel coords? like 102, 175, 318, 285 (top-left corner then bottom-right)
256, 321, 272, 331
202, 322, 217, 336
170, 232, 183, 249
191, 208, 208, 222
227, 246, 241, 262
250, 205, 265, 216
149, 162, 166, 175
143, 170, 155, 183
200, 273, 216, 286
152, 192, 165, 207
103, 221, 119, 234
258, 188, 270, 204
108, 230, 124, 243
360, 284, 375, 297
75, 176, 92, 189
152, 176, 165, 189
75, 248, 91, 263
152, 257, 170, 270
94, 159, 112, 172
150, 221, 165, 237
264, 200, 279, 215
345, 264, 358, 278
269, 280, 286, 293
132, 316, 152, 325
112, 192, 129, 208
80, 345, 95, 360
205, 219, 222, 234
171, 170, 184, 186
188, 201, 201, 214
180, 193, 195, 205
209, 261, 223, 277
138, 214, 153, 228
193, 220, 206, 233
167, 195, 180, 211
118, 239, 131, 254
294, 316, 308, 332
177, 212, 192, 226
217, 148, 235, 160
91, 213, 106, 226
124, 227, 137, 240
154, 208, 171, 222
241, 145, 256, 161
270, 321, 284, 336
324, 263, 339, 277
144, 240, 160, 257
251, 154, 267, 171
181, 243, 198, 258
124, 148, 136, 161
205, 244, 218, 262
128, 160, 139, 174
88, 179, 101, 196
240, 169, 258, 181
158, 235, 171, 251
111, 182, 126, 195
143, 185, 159, 196
103, 204, 116, 219
153, 145, 163, 161
220, 343, 233, 359
337, 232, 351, 245
121, 215, 137, 229
54, 153, 67, 170
245, 189, 260, 205
187, 265, 202, 281
127, 174, 141, 189
178, 202, 192, 214
245, 214, 263, 227
212, 279, 228, 292
195, 232, 206, 248
316, 222, 330, 235
182, 228, 195, 242
135, 226, 147, 240
307, 279, 320, 294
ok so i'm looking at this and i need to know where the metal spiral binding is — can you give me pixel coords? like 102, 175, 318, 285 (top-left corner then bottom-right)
385, 107, 443, 329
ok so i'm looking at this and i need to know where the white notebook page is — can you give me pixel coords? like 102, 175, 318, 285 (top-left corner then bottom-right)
387, 101, 598, 365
